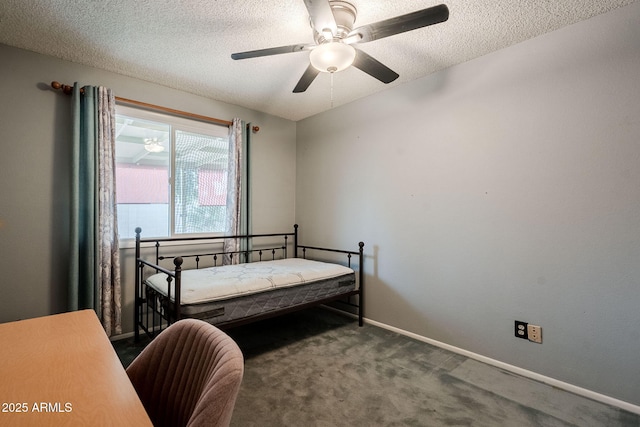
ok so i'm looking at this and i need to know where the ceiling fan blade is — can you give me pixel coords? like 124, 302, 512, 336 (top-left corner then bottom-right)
303, 0, 337, 35
348, 4, 449, 44
293, 64, 321, 93
231, 43, 314, 60
352, 49, 399, 84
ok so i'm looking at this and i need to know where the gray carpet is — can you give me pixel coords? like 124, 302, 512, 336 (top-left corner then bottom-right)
113, 308, 640, 426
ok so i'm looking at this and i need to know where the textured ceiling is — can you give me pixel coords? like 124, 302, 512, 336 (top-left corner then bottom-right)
0, 0, 636, 121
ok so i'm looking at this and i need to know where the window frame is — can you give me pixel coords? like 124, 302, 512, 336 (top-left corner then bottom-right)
115, 104, 231, 243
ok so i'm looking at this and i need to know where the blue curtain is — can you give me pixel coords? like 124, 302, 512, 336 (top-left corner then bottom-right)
69, 83, 97, 311
239, 122, 252, 254
69, 83, 122, 335
243, 122, 252, 240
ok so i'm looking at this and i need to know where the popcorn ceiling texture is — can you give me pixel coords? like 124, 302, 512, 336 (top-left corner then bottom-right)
0, 0, 635, 121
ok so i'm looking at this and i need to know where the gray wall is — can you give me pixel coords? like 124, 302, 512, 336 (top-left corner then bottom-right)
296, 3, 640, 406
0, 44, 297, 331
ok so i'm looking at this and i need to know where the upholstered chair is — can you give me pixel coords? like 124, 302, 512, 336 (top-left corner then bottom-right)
126, 319, 244, 427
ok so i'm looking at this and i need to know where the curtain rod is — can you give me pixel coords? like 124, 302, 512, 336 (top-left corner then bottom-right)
51, 81, 260, 133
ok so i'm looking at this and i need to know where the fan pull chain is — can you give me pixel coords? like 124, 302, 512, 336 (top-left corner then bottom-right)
330, 72, 334, 108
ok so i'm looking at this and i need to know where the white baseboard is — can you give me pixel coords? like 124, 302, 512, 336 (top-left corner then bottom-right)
362, 316, 640, 416
110, 325, 165, 341
109, 330, 136, 341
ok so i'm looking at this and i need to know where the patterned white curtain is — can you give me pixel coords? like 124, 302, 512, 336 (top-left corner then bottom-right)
223, 118, 244, 264
97, 87, 122, 336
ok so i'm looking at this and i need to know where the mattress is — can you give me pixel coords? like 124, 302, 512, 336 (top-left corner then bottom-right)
145, 258, 356, 323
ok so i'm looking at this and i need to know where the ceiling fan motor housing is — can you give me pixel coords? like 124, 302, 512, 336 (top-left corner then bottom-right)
313, 1, 357, 44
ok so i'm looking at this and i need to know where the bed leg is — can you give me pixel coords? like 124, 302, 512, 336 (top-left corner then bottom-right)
358, 241, 364, 327
174, 257, 183, 323
134, 227, 142, 341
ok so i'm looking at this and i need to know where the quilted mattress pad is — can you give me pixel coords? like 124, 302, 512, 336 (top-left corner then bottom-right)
145, 257, 355, 305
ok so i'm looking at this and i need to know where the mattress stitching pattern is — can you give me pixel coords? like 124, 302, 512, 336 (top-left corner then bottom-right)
145, 258, 354, 305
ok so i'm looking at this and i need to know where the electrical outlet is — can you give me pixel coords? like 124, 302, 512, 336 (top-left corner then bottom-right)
515, 321, 528, 339
527, 324, 542, 343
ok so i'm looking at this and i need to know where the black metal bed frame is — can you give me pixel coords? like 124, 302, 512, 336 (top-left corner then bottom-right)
134, 224, 364, 341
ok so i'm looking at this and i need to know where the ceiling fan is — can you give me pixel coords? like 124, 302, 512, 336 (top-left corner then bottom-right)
231, 1, 449, 93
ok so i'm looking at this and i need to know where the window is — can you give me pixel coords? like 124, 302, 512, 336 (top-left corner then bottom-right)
115, 105, 231, 239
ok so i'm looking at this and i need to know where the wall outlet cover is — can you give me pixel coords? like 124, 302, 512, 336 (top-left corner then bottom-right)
527, 324, 542, 343
515, 320, 528, 339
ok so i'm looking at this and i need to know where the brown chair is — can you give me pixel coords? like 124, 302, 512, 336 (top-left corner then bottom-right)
126, 319, 244, 427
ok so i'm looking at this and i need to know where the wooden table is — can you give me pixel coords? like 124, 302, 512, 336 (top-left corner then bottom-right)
0, 310, 152, 426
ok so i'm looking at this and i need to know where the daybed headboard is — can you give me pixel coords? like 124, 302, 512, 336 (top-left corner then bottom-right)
135, 225, 299, 271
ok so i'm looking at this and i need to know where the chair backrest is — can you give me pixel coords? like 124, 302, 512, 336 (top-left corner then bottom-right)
126, 319, 244, 427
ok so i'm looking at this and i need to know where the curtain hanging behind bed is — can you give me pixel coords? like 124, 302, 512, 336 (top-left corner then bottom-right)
69, 83, 122, 336
223, 118, 251, 264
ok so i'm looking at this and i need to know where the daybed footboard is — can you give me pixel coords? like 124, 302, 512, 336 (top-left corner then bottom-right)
134, 225, 364, 341
297, 242, 365, 326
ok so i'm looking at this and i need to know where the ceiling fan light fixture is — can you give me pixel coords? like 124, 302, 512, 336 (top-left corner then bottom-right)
310, 42, 356, 73
144, 138, 165, 153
